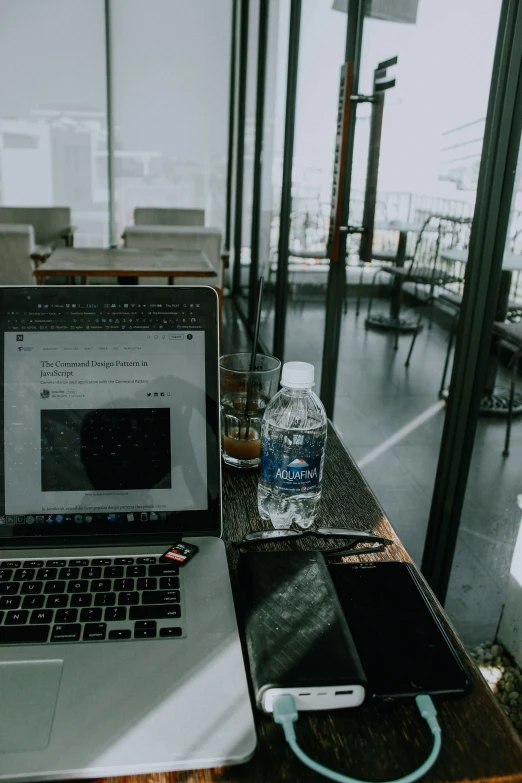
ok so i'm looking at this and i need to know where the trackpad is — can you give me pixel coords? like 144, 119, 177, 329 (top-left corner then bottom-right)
0, 660, 63, 753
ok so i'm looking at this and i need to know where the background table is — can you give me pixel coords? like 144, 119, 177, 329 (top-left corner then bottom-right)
96, 423, 522, 783
33, 247, 216, 286
366, 221, 425, 331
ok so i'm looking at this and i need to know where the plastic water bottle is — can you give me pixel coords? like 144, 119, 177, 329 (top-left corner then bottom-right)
258, 361, 327, 529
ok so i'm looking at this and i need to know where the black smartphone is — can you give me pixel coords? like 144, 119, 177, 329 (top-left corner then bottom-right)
328, 561, 471, 699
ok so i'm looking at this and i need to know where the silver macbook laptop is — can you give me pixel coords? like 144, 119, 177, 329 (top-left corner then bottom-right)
0, 285, 256, 781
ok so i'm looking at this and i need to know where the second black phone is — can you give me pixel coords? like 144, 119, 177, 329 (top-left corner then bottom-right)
328, 561, 471, 699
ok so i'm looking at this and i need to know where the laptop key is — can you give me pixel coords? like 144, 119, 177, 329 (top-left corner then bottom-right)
126, 565, 146, 577
135, 620, 156, 630
56, 608, 78, 623
1, 561, 20, 568
68, 580, 89, 593
104, 566, 124, 578
24, 560, 44, 568
160, 627, 183, 638
114, 558, 134, 565
5, 610, 28, 624
0, 596, 21, 609
135, 627, 156, 639
114, 578, 134, 592
0, 569, 13, 581
37, 568, 57, 580
0, 625, 50, 644
91, 579, 112, 592
20, 581, 43, 594
118, 591, 140, 606
137, 577, 157, 591
109, 629, 131, 640
94, 592, 116, 607
51, 624, 81, 642
0, 581, 20, 594
14, 568, 35, 581
44, 581, 66, 594
30, 609, 53, 624
80, 608, 102, 623
69, 559, 89, 567
82, 566, 102, 579
59, 567, 79, 579
142, 590, 180, 605
93, 558, 112, 566
70, 594, 92, 607
46, 595, 68, 608
137, 557, 156, 564
46, 560, 66, 567
160, 577, 180, 590
23, 595, 45, 609
105, 607, 126, 621
130, 605, 181, 621
149, 564, 179, 576
84, 623, 107, 641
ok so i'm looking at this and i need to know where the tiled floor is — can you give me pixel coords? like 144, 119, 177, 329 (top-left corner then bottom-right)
226, 294, 522, 646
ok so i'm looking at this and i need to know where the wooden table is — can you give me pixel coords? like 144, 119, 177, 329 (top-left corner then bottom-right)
97, 423, 522, 783
33, 247, 217, 286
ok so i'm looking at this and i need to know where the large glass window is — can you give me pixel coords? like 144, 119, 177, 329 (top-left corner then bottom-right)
110, 0, 231, 238
0, 0, 108, 246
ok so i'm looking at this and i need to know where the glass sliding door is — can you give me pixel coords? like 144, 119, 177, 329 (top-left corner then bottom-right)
332, 0, 501, 566
0, 0, 108, 246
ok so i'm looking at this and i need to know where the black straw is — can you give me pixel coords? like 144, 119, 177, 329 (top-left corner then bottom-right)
244, 277, 264, 439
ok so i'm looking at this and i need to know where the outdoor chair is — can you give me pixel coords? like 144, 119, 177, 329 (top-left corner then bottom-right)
438, 292, 522, 404
366, 215, 469, 357
490, 321, 522, 456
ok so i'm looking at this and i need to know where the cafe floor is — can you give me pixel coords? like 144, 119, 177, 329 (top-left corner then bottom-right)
223, 294, 522, 647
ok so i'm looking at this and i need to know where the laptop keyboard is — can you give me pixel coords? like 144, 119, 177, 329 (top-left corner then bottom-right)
0, 555, 183, 644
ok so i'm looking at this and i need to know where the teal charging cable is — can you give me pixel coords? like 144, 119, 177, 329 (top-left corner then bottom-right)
273, 693, 442, 783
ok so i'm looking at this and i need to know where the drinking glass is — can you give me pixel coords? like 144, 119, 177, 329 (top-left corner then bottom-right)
220, 353, 281, 469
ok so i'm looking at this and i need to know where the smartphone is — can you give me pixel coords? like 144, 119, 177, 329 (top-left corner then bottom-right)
328, 561, 471, 699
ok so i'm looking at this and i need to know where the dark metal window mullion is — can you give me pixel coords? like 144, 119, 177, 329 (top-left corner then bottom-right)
232, 0, 250, 296
224, 0, 238, 253
248, 0, 270, 326
273, 0, 302, 362
421, 0, 522, 601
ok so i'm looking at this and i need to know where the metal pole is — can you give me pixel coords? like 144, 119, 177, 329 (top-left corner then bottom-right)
232, 0, 249, 296
273, 0, 301, 362
319, 0, 365, 416
359, 91, 384, 262
225, 0, 238, 252
249, 0, 270, 324
421, 0, 522, 602
104, 0, 116, 248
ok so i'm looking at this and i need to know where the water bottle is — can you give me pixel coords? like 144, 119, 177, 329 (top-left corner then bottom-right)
258, 361, 327, 528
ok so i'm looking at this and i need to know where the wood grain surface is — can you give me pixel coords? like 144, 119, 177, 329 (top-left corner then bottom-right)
33, 248, 216, 280
98, 423, 522, 783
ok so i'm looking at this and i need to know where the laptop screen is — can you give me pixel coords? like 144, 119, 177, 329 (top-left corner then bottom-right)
0, 286, 220, 542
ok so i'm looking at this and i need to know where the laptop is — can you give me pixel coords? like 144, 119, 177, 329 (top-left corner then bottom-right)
0, 285, 257, 781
